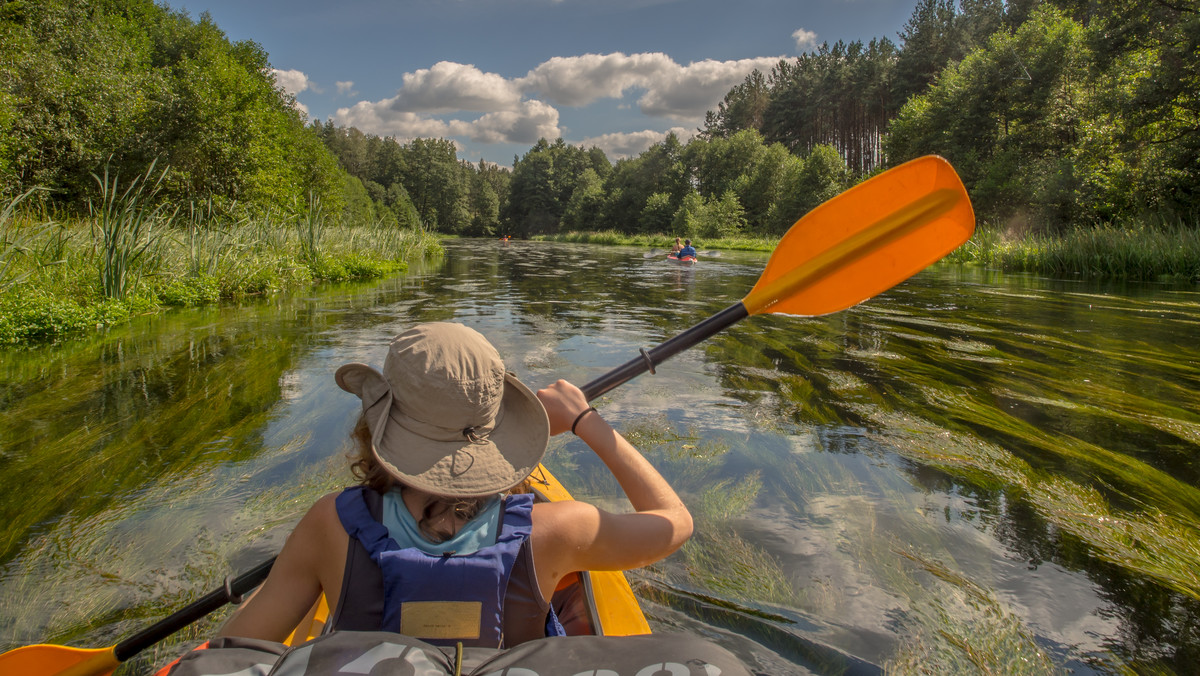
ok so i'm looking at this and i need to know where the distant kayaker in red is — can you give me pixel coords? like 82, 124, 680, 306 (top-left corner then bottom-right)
217, 322, 692, 647
669, 236, 683, 254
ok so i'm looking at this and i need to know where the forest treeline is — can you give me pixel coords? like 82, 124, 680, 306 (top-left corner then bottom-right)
319, 0, 1199, 240
2, 0, 1197, 242
703, 0, 1198, 231
0, 0, 347, 215
0, 0, 478, 229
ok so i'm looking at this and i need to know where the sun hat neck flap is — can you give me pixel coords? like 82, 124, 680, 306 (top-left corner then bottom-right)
335, 322, 548, 498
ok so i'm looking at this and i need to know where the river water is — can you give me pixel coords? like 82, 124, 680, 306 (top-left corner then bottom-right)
1, 239, 1198, 674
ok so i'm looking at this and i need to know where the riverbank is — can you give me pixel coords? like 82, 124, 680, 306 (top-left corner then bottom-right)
537, 220, 1200, 283
945, 221, 1200, 282
531, 230, 776, 252
0, 191, 442, 345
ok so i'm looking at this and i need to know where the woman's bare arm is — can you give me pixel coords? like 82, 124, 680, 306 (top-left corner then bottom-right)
218, 493, 344, 641
533, 380, 692, 592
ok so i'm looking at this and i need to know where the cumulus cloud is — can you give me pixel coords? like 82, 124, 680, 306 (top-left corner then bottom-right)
334, 51, 782, 146
391, 61, 522, 113
519, 52, 783, 122
272, 68, 310, 96
457, 100, 561, 144
578, 126, 695, 159
272, 68, 311, 116
333, 99, 559, 145
336, 80, 356, 96
792, 28, 819, 52
518, 52, 675, 106
334, 102, 454, 138
635, 56, 783, 121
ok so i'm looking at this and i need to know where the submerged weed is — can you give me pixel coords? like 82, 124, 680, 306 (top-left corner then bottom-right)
885, 549, 1063, 676
682, 474, 798, 606
868, 409, 1200, 602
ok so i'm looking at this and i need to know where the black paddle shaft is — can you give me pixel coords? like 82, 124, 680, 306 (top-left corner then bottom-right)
114, 557, 277, 661
580, 301, 749, 401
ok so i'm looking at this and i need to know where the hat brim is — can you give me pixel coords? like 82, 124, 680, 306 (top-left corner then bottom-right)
338, 363, 549, 498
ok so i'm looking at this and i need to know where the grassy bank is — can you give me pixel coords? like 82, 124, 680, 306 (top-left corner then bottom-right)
537, 219, 1200, 283
0, 185, 442, 345
944, 219, 1200, 282
531, 230, 777, 252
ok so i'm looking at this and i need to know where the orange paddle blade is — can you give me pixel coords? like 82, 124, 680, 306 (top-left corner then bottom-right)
743, 155, 975, 317
0, 644, 119, 676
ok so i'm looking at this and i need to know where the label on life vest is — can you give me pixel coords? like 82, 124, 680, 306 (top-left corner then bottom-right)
400, 601, 482, 639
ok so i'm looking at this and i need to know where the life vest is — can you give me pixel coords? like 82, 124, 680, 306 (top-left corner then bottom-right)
333, 486, 564, 648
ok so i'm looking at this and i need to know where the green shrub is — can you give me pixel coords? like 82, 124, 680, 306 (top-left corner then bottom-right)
159, 276, 220, 306
0, 291, 153, 344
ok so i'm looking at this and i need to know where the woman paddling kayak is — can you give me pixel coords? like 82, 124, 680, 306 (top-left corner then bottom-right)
217, 322, 693, 647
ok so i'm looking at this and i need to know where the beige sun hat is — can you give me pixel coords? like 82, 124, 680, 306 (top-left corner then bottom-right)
335, 322, 549, 497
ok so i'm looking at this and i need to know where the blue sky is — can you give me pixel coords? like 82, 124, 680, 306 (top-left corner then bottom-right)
169, 0, 918, 166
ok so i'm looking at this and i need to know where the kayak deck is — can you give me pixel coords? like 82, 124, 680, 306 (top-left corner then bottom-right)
284, 463, 650, 644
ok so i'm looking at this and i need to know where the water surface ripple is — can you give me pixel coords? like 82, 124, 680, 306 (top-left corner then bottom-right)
1, 240, 1198, 674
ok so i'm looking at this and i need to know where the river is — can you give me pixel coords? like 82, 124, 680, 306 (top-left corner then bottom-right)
1, 239, 1198, 674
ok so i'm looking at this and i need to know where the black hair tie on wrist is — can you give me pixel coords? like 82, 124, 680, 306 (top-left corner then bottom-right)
571, 407, 598, 435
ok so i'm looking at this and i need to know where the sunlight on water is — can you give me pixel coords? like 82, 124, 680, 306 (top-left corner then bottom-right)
2, 241, 1199, 674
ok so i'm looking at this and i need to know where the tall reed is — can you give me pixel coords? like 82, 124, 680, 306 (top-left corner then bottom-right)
951, 218, 1200, 280
182, 200, 234, 279
294, 193, 326, 268
0, 189, 39, 292
89, 161, 175, 300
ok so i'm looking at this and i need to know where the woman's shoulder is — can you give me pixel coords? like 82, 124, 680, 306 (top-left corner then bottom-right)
298, 491, 348, 529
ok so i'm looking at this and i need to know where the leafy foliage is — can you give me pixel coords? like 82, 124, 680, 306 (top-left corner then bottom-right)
314, 124, 505, 234
702, 0, 1199, 231
0, 0, 347, 217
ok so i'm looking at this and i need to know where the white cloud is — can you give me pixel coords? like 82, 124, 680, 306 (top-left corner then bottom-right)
333, 99, 559, 146
334, 101, 455, 137
333, 52, 782, 148
792, 28, 819, 52
390, 61, 523, 113
457, 100, 561, 144
578, 126, 695, 159
336, 80, 356, 96
272, 68, 310, 96
518, 52, 675, 106
271, 68, 311, 116
518, 52, 783, 122
635, 56, 783, 121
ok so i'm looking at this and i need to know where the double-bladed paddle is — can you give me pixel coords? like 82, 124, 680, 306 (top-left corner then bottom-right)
0, 154, 973, 676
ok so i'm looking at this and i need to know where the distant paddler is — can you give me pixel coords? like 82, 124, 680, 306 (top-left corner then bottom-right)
667, 239, 697, 264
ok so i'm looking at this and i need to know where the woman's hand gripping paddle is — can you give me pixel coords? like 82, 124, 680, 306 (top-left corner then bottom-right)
1, 154, 973, 676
